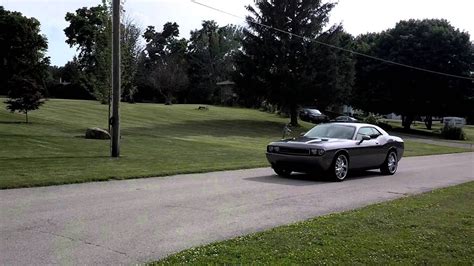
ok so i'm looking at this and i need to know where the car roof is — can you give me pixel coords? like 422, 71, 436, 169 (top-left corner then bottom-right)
328, 122, 389, 135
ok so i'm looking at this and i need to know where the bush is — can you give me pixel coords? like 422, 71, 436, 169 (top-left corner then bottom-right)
441, 126, 466, 140
363, 114, 381, 125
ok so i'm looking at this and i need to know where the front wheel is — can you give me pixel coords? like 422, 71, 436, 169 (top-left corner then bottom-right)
330, 153, 349, 181
273, 167, 292, 177
381, 151, 398, 175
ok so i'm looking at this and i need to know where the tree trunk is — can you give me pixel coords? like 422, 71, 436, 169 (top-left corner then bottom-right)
290, 104, 298, 127
25, 110, 28, 124
164, 93, 173, 105
424, 116, 433, 130
402, 115, 413, 130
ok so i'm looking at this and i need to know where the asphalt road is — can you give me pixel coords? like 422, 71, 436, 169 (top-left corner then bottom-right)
1, 152, 473, 265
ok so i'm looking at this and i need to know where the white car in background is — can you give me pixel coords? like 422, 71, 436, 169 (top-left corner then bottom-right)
442, 117, 466, 128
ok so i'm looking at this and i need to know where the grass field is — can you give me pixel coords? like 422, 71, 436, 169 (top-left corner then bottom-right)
386, 119, 474, 144
155, 182, 474, 265
0, 99, 469, 189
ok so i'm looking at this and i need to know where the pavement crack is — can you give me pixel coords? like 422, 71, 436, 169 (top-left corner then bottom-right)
26, 227, 130, 258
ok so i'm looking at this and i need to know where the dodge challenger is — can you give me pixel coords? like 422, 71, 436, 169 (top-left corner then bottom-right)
266, 123, 404, 181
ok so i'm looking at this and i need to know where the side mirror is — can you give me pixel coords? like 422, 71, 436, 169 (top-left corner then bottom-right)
300, 132, 306, 136
358, 135, 371, 144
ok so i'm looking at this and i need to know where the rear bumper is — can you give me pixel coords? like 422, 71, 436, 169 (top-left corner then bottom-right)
266, 152, 332, 173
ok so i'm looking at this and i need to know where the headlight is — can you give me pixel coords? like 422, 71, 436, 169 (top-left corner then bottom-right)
310, 148, 325, 156
267, 146, 280, 153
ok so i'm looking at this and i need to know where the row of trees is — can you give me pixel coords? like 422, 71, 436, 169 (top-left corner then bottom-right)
2, 0, 473, 127
46, 1, 243, 106
352, 19, 474, 129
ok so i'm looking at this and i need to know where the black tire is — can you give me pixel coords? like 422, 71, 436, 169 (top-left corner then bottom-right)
381, 150, 398, 175
273, 167, 292, 177
330, 153, 349, 182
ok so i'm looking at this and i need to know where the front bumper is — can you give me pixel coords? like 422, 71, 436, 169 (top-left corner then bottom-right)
266, 152, 332, 173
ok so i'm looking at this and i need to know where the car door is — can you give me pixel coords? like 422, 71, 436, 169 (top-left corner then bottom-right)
353, 127, 384, 169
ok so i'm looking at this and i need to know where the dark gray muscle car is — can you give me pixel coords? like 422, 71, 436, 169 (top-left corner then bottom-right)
266, 123, 404, 181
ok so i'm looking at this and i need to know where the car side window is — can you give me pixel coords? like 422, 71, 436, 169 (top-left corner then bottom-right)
355, 127, 374, 140
370, 128, 382, 138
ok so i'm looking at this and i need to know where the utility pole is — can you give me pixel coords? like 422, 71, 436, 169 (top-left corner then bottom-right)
111, 0, 121, 157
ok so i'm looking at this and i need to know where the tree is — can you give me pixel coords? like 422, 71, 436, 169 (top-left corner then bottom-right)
45, 59, 95, 100
64, 2, 142, 103
234, 0, 355, 126
64, 2, 111, 103
141, 23, 189, 104
187, 21, 243, 103
352, 19, 474, 130
121, 17, 143, 103
0, 6, 49, 96
5, 77, 45, 123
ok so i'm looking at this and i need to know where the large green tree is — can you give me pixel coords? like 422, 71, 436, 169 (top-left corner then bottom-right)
187, 21, 243, 103
234, 0, 354, 126
352, 19, 474, 129
141, 22, 189, 104
0, 6, 49, 95
1, 7, 48, 121
64, 1, 142, 103
64, 2, 111, 103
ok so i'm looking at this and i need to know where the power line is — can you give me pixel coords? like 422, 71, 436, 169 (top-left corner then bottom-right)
191, 0, 474, 81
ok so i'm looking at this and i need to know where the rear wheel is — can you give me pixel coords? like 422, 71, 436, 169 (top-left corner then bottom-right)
381, 151, 398, 175
330, 153, 349, 181
273, 167, 292, 177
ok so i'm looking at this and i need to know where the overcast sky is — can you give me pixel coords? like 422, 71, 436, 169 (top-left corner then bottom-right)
1, 0, 473, 66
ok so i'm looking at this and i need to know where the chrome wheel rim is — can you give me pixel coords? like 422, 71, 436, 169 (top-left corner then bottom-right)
387, 152, 398, 173
335, 155, 348, 180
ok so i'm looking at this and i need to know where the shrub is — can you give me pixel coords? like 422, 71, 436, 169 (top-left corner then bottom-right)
363, 114, 381, 125
441, 126, 466, 140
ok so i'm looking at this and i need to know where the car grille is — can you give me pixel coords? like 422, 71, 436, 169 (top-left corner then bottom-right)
278, 147, 310, 156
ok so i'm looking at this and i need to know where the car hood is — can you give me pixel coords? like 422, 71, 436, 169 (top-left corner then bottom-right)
277, 136, 350, 145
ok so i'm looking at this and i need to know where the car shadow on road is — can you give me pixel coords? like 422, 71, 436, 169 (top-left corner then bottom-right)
245, 173, 328, 186
245, 170, 384, 186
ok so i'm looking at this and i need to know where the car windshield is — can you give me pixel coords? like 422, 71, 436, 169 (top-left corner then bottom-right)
304, 124, 356, 140
308, 109, 322, 115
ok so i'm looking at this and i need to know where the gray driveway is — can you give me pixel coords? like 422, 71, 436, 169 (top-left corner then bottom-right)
1, 152, 473, 265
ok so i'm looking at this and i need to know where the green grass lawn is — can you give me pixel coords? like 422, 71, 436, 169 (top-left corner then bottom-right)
386, 119, 474, 144
155, 182, 474, 264
0, 99, 469, 189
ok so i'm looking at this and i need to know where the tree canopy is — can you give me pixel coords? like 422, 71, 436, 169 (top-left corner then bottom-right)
187, 21, 243, 103
64, 1, 142, 103
5, 77, 45, 123
352, 19, 474, 129
1, 6, 48, 121
140, 22, 189, 104
234, 0, 355, 125
0, 6, 49, 95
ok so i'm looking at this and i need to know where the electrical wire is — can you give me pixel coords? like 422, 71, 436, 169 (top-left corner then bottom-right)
191, 0, 474, 81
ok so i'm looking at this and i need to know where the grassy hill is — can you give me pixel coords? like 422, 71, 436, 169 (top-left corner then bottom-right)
0, 99, 468, 189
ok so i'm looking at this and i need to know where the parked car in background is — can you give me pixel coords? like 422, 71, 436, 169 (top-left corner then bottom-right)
442, 117, 466, 128
331, 116, 358, 123
299, 108, 329, 124
266, 123, 404, 181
